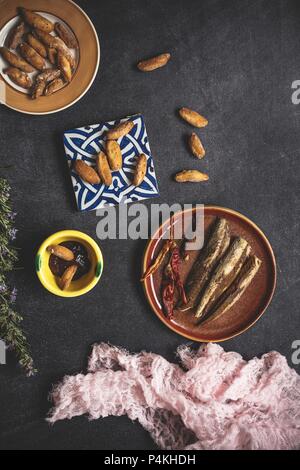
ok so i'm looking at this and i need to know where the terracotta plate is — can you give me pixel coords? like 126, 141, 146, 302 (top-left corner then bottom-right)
0, 0, 100, 114
142, 206, 276, 342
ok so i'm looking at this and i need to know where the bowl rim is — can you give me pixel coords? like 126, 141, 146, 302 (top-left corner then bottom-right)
36, 229, 103, 297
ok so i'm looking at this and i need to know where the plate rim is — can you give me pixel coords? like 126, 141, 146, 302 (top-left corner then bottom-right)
0, 0, 100, 115
142, 205, 277, 343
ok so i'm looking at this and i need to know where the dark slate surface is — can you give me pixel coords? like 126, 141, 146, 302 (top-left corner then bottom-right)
0, 0, 299, 450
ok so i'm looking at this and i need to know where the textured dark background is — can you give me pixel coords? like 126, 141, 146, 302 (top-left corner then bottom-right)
0, 0, 299, 450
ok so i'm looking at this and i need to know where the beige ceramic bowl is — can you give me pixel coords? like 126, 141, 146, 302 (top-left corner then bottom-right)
0, 0, 100, 114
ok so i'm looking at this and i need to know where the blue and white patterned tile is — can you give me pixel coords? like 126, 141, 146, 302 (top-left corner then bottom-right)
63, 114, 160, 211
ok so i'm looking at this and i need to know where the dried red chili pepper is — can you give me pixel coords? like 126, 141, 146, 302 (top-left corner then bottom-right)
170, 245, 187, 305
162, 244, 187, 319
162, 262, 175, 319
143, 215, 187, 318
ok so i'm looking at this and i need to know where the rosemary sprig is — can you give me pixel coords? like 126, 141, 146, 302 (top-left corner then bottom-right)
0, 177, 36, 376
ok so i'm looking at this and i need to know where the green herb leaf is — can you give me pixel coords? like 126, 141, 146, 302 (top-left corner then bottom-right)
0, 177, 36, 376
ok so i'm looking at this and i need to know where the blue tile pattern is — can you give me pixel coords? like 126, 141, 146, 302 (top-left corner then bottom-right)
64, 114, 159, 211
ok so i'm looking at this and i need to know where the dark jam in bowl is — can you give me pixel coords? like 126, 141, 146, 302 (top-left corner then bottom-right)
49, 241, 91, 281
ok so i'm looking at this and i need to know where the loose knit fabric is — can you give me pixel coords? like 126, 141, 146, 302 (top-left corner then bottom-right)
48, 342, 300, 450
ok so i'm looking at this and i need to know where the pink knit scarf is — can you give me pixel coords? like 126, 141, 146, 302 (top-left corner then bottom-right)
48, 342, 300, 450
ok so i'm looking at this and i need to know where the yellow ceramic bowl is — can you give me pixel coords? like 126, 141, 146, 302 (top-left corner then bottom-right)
35, 230, 103, 297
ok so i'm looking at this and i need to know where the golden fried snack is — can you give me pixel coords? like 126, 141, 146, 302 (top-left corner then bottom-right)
0, 46, 34, 72
7, 22, 26, 49
189, 132, 205, 159
36, 68, 61, 83
44, 78, 65, 96
106, 121, 134, 140
33, 31, 70, 67
33, 69, 60, 100
19, 43, 45, 71
47, 245, 75, 261
179, 108, 208, 128
74, 160, 101, 185
4, 67, 32, 89
58, 265, 78, 291
96, 152, 112, 186
47, 47, 57, 65
53, 37, 76, 69
137, 53, 171, 72
31, 80, 46, 99
34, 28, 55, 47
133, 154, 147, 186
106, 140, 122, 171
27, 33, 47, 58
175, 170, 209, 182
57, 51, 72, 82
19, 7, 54, 33
55, 22, 78, 49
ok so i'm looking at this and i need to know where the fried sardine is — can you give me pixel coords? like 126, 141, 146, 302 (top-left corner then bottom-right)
195, 237, 251, 319
200, 255, 262, 326
181, 218, 231, 311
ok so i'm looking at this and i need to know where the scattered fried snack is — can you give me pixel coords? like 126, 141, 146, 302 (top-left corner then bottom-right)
189, 132, 205, 159
47, 47, 57, 65
106, 121, 134, 140
137, 53, 171, 72
74, 160, 101, 185
47, 244, 75, 261
175, 170, 209, 182
4, 67, 32, 88
55, 22, 78, 49
133, 154, 147, 186
106, 140, 122, 171
44, 78, 65, 96
19, 7, 54, 33
31, 79, 46, 99
96, 152, 113, 186
27, 33, 47, 58
58, 264, 78, 290
36, 68, 60, 83
19, 42, 45, 71
57, 51, 72, 82
179, 108, 208, 128
0, 46, 34, 72
6, 22, 26, 49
